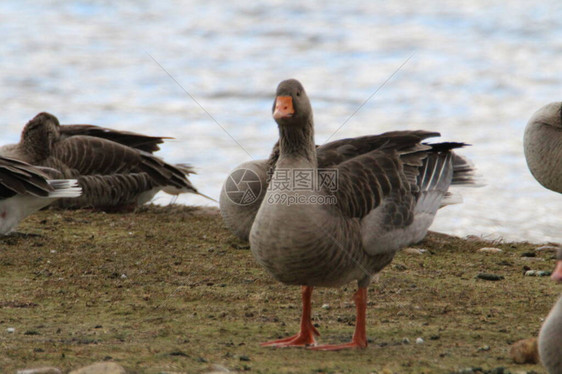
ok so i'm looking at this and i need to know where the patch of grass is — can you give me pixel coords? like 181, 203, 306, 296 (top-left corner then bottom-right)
0, 205, 556, 373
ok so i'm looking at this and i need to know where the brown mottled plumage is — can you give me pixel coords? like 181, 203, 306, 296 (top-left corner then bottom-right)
0, 112, 203, 210
247, 79, 477, 350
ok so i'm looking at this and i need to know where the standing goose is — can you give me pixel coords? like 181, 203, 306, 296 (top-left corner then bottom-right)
0, 156, 81, 234
0, 112, 208, 210
538, 248, 562, 373
249, 79, 476, 350
524, 102, 562, 193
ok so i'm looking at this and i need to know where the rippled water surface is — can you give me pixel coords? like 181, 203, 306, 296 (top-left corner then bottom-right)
1, 1, 560, 242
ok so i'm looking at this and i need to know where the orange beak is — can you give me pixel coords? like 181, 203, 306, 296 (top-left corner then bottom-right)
273, 96, 294, 120
552, 260, 562, 282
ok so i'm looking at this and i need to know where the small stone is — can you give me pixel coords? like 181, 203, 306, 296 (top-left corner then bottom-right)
208, 364, 231, 373
535, 245, 560, 253
7, 327, 15, 333
402, 337, 410, 344
476, 273, 504, 281
403, 247, 427, 255
510, 337, 539, 364
478, 247, 502, 253
69, 362, 126, 374
321, 303, 330, 310
415, 337, 424, 344
16, 368, 62, 374
120, 274, 127, 279
477, 345, 490, 351
525, 270, 552, 277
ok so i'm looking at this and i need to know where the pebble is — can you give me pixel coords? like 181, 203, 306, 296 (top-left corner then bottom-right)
206, 364, 231, 373
476, 273, 504, 281
402, 337, 410, 344
524, 270, 551, 277
7, 327, 15, 333
321, 303, 330, 310
68, 362, 127, 374
510, 337, 539, 364
403, 247, 427, 255
478, 247, 502, 253
535, 245, 560, 253
16, 368, 62, 374
415, 337, 424, 344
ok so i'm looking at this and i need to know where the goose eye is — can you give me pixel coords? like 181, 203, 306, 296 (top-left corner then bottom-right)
296, 91, 301, 97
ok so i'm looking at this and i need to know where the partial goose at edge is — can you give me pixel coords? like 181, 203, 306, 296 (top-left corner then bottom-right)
0, 156, 81, 235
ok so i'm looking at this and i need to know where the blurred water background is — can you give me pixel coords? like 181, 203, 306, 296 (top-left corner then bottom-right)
0, 1, 560, 243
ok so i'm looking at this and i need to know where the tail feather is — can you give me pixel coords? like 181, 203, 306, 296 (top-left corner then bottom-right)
451, 154, 483, 187
418, 152, 454, 193
47, 179, 82, 198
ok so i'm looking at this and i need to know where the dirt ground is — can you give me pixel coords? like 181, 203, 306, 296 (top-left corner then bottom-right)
0, 205, 558, 373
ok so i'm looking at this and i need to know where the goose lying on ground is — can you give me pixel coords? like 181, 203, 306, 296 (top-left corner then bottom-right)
0, 112, 210, 210
0, 156, 81, 234
538, 248, 562, 373
524, 102, 562, 194
248, 79, 477, 350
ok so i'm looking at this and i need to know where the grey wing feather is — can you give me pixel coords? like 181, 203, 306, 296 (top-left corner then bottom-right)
59, 124, 170, 153
332, 150, 413, 220
0, 156, 54, 198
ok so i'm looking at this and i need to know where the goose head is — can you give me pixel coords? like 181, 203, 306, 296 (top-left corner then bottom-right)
272, 79, 313, 127
21, 112, 61, 161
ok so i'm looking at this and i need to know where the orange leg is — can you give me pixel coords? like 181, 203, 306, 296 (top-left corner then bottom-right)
261, 285, 320, 347
309, 287, 368, 351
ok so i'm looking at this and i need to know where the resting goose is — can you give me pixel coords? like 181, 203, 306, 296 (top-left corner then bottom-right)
538, 248, 562, 373
0, 112, 207, 210
248, 79, 477, 350
221, 135, 475, 242
524, 102, 562, 193
220, 145, 278, 241
0, 156, 81, 234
